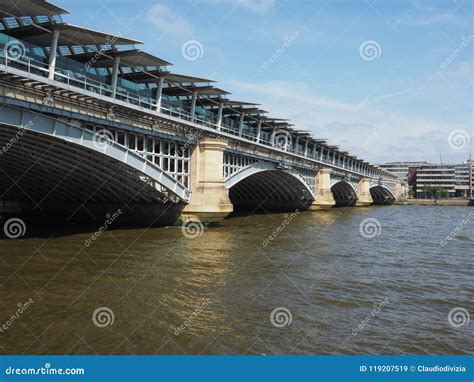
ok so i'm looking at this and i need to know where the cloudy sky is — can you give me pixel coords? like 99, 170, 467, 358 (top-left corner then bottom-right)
59, 0, 472, 164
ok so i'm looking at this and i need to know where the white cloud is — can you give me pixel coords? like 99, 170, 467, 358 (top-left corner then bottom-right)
235, 0, 275, 12
224, 79, 471, 164
397, 12, 454, 26
146, 4, 194, 37
203, 0, 275, 13
227, 80, 357, 112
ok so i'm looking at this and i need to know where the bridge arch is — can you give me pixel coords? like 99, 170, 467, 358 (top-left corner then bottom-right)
224, 163, 314, 211
370, 185, 396, 205
330, 180, 359, 207
0, 106, 190, 207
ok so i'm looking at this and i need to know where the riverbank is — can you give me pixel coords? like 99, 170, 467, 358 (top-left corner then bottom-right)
395, 199, 473, 206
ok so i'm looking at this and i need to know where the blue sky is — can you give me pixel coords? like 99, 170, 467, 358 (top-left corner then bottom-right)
57, 0, 472, 164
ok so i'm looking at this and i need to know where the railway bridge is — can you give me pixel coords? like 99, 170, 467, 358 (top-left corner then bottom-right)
0, 0, 406, 225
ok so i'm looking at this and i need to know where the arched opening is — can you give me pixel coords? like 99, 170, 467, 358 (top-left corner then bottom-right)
331, 181, 358, 207
229, 170, 313, 212
370, 186, 395, 205
0, 124, 186, 227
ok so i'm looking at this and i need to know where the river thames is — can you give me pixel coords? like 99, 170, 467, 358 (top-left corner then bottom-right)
0, 206, 472, 355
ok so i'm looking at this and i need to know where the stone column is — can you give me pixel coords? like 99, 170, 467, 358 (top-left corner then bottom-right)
310, 168, 335, 210
355, 177, 373, 206
181, 138, 233, 223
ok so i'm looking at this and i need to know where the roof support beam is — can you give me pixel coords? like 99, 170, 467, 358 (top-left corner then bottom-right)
48, 29, 60, 80
111, 56, 121, 99
217, 101, 224, 130
256, 119, 262, 143
190, 90, 198, 121
271, 126, 277, 146
155, 76, 165, 111
239, 111, 245, 137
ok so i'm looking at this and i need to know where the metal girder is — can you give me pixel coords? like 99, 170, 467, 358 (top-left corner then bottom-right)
0, 105, 191, 203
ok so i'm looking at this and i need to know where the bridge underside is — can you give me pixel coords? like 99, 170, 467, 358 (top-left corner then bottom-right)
370, 186, 396, 205
331, 181, 358, 207
0, 125, 183, 225
229, 170, 313, 212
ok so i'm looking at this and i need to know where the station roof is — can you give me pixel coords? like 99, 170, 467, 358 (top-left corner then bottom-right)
120, 70, 215, 84
260, 117, 290, 123
69, 49, 172, 68
221, 107, 266, 116
260, 121, 293, 129
0, 0, 68, 17
0, 1, 372, 167
165, 86, 229, 97
22, 23, 141, 47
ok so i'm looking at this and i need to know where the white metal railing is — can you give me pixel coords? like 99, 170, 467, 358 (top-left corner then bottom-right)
0, 51, 397, 181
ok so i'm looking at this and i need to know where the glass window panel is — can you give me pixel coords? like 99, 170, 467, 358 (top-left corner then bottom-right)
128, 134, 136, 150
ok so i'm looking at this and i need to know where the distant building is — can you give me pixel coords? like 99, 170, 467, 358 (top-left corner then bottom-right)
415, 164, 456, 197
381, 157, 473, 198
454, 157, 474, 198
379, 162, 428, 181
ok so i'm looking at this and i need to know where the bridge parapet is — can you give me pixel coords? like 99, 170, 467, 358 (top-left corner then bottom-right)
0, 105, 191, 206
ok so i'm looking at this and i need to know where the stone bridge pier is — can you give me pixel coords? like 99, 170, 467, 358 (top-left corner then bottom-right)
310, 168, 335, 210
180, 139, 401, 223
181, 139, 233, 223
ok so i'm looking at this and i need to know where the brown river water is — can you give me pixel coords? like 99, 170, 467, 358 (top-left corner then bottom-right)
0, 205, 472, 355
